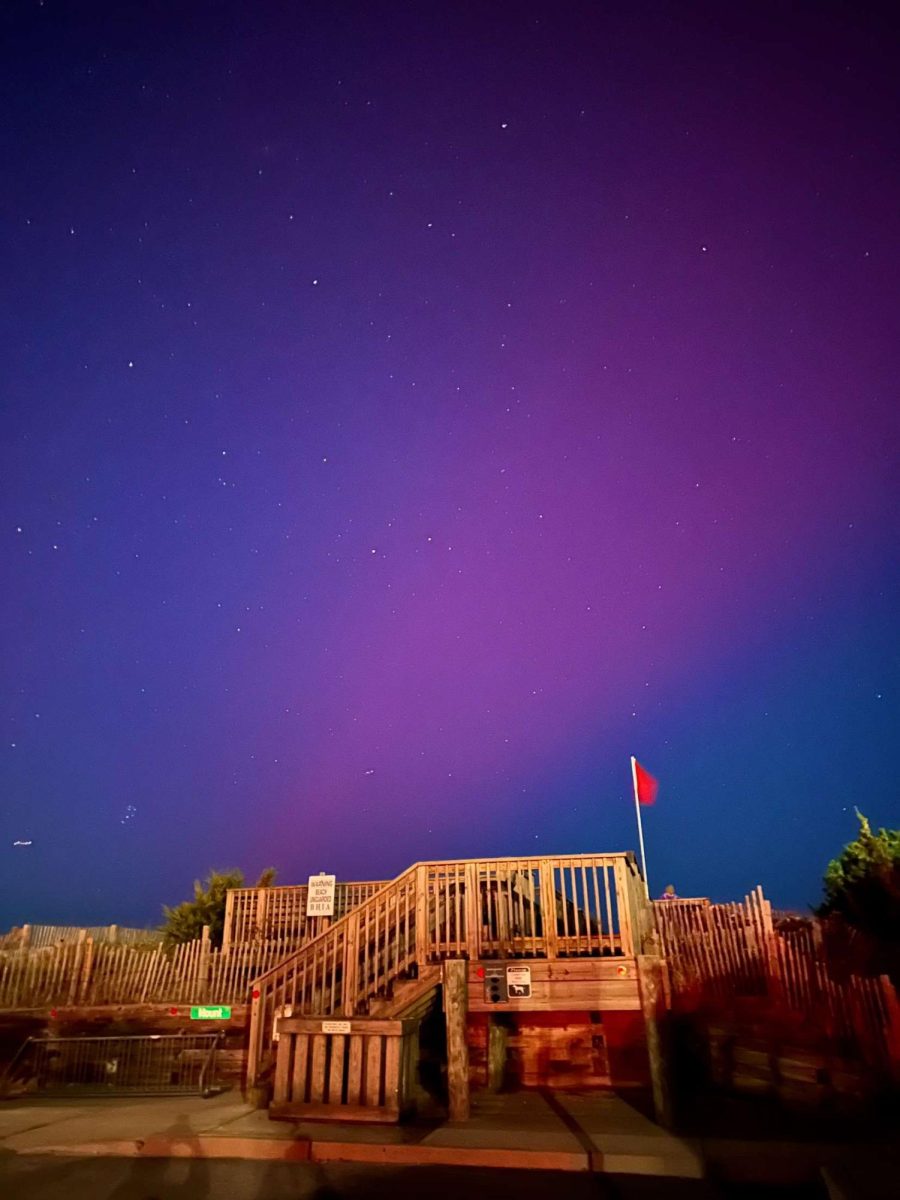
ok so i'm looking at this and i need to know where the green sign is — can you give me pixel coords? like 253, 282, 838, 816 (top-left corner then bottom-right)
190, 1005, 232, 1020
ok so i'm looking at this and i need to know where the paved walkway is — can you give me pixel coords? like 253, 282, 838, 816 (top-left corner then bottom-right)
0, 1089, 893, 1186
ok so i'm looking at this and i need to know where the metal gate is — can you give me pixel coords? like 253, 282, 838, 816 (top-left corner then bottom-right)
1, 1032, 224, 1098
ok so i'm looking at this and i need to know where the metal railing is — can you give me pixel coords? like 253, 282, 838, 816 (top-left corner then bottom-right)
0, 1032, 224, 1098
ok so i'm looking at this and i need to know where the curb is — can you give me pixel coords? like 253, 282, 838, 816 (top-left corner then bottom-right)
10, 1131, 875, 1184
10, 1135, 711, 1176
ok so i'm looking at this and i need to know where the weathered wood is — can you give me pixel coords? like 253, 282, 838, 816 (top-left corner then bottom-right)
364, 1035, 383, 1106
466, 958, 640, 1013
487, 1019, 507, 1091
274, 1025, 293, 1103
347, 1034, 364, 1104
309, 1034, 328, 1103
637, 954, 672, 1128
443, 958, 469, 1120
538, 860, 559, 958
270, 1101, 399, 1123
290, 1032, 309, 1103
463, 864, 480, 960
327, 1033, 346, 1103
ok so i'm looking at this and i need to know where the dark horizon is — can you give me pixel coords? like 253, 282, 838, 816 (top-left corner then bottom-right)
2, 1, 897, 930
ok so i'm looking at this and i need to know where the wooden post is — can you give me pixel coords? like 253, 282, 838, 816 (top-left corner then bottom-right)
343, 911, 360, 1015
443, 959, 470, 1121
539, 860, 559, 958
20, 925, 30, 949
464, 863, 481, 960
196, 925, 211, 1002
67, 929, 87, 1006
256, 886, 270, 945
414, 865, 429, 969
107, 924, 118, 944
78, 936, 96, 1004
637, 953, 673, 1129
487, 1019, 507, 1092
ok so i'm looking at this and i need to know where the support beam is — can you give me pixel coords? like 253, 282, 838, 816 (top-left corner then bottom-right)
487, 1018, 508, 1092
443, 959, 470, 1121
637, 953, 672, 1129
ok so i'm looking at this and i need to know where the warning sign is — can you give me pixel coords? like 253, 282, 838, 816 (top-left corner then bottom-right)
506, 964, 532, 998
306, 873, 336, 917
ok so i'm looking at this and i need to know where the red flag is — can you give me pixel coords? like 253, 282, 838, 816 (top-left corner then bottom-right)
632, 758, 658, 806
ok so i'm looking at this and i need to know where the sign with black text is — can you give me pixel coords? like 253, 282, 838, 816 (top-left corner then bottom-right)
306, 873, 336, 917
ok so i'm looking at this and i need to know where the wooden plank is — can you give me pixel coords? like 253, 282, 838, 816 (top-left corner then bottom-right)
291, 1033, 310, 1104
382, 1035, 401, 1110
269, 1101, 399, 1124
309, 1035, 328, 1103
364, 1035, 383, 1107
342, 912, 360, 1015
279, 1016, 414, 1036
327, 1034, 346, 1104
539, 860, 558, 958
347, 1034, 364, 1105
273, 1029, 294, 1104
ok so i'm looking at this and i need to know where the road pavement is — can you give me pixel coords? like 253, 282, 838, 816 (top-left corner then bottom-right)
0, 1154, 826, 1200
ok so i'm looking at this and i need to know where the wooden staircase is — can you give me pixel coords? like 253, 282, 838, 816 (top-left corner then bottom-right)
248, 852, 649, 1121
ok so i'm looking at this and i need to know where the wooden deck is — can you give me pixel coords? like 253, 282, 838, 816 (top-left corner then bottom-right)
249, 852, 651, 1094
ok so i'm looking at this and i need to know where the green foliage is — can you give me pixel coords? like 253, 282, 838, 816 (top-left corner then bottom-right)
161, 866, 277, 948
818, 810, 900, 943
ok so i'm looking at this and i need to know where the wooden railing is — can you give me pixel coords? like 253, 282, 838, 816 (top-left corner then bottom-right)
222, 880, 388, 955
270, 1016, 418, 1122
247, 852, 649, 1088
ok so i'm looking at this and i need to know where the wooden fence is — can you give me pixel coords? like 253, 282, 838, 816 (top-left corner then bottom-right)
0, 879, 389, 1012
0, 929, 236, 1009
654, 889, 900, 1084
270, 1016, 418, 1123
222, 881, 388, 955
1, 924, 163, 950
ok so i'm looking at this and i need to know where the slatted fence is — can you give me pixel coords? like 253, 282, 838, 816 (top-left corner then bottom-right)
222, 881, 387, 955
270, 1017, 418, 1122
1, 924, 163, 950
654, 889, 900, 1083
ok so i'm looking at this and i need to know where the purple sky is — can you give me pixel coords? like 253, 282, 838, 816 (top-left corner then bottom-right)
2, 1, 897, 927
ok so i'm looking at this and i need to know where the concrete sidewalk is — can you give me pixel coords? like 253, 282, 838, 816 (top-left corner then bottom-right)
0, 1089, 891, 1185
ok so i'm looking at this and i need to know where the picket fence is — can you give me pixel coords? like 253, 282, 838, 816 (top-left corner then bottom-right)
0, 924, 163, 951
654, 889, 900, 1082
0, 929, 268, 1010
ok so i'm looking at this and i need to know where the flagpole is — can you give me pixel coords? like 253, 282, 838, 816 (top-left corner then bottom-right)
630, 755, 650, 897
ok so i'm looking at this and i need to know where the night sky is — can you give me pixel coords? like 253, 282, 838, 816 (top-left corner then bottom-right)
2, 2, 897, 929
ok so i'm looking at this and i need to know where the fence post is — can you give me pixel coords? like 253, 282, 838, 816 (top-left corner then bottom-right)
20, 925, 30, 949
196, 926, 211, 1002
67, 929, 87, 1006
107, 924, 118, 944
78, 936, 96, 1004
